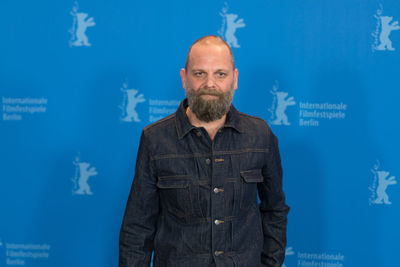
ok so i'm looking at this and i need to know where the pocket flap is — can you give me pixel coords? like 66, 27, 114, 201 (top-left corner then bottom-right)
157, 175, 190, 189
240, 169, 263, 183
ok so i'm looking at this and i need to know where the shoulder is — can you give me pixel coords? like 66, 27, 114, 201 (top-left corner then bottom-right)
139, 112, 181, 157
236, 111, 279, 152
237, 111, 272, 135
142, 113, 177, 138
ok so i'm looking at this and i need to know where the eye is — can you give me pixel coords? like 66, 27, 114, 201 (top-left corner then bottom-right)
194, 71, 204, 77
216, 72, 227, 78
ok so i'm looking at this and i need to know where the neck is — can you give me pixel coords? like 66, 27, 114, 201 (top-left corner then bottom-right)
186, 107, 226, 140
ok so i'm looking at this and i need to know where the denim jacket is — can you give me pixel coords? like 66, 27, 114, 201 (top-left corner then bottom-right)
119, 99, 289, 267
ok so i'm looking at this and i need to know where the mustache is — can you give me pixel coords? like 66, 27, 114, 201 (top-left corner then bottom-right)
196, 87, 223, 97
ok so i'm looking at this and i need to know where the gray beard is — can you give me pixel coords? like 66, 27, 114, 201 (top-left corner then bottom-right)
185, 83, 234, 123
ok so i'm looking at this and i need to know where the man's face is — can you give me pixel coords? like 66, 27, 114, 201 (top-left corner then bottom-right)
180, 43, 238, 122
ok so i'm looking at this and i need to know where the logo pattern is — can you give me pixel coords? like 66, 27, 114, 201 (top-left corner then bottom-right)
218, 2, 245, 48
268, 80, 296, 126
372, 4, 400, 51
282, 246, 295, 267
69, 1, 96, 47
369, 160, 397, 205
119, 81, 146, 122
71, 155, 98, 195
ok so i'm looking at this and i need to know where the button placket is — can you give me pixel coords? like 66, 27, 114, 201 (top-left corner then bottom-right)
211, 133, 228, 261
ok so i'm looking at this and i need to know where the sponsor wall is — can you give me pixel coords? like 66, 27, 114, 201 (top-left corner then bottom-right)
1, 0, 399, 266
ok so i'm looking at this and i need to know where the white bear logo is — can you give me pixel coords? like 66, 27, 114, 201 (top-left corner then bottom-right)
376, 16, 400, 51
282, 246, 295, 267
372, 5, 400, 51
218, 3, 245, 48
269, 81, 296, 126
369, 160, 397, 205
69, 1, 96, 47
119, 82, 146, 122
72, 157, 98, 195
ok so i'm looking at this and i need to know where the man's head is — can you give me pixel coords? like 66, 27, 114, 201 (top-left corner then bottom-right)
180, 35, 238, 122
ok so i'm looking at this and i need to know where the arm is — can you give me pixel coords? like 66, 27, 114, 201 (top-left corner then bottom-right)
119, 131, 159, 267
258, 130, 290, 267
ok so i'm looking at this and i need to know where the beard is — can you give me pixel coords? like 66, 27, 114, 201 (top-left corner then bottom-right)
185, 82, 235, 123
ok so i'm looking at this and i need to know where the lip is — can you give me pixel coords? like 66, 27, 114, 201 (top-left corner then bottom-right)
200, 94, 219, 98
199, 92, 220, 96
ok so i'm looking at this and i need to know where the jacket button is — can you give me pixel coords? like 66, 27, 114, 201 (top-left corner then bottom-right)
213, 188, 224, 193
214, 251, 224, 256
205, 158, 211, 165
196, 131, 201, 137
214, 219, 225, 225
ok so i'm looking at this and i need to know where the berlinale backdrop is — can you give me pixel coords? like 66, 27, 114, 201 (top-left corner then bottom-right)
1, 0, 399, 266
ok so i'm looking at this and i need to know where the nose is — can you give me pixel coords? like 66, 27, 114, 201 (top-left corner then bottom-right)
205, 75, 216, 88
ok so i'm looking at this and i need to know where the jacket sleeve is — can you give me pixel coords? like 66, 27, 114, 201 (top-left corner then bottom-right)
258, 129, 290, 267
119, 131, 159, 267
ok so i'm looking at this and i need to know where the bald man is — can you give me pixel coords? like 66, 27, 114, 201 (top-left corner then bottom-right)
119, 35, 289, 267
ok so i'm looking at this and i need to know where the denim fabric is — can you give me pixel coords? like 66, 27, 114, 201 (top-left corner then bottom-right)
119, 99, 289, 267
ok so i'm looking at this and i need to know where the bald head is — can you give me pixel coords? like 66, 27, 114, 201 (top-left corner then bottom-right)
184, 35, 235, 71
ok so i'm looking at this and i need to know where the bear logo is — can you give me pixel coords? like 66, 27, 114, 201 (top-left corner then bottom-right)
119, 82, 146, 122
372, 5, 400, 51
218, 3, 245, 48
72, 157, 98, 195
269, 81, 296, 126
376, 16, 400, 51
282, 247, 295, 267
369, 160, 397, 205
69, 2, 96, 47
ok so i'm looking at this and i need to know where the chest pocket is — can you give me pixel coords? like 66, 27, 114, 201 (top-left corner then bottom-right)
157, 175, 192, 218
240, 169, 263, 210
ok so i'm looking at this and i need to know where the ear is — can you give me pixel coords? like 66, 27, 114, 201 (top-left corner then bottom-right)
180, 68, 186, 89
233, 68, 239, 90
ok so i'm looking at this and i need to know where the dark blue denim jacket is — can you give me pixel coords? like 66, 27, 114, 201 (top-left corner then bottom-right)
119, 99, 289, 267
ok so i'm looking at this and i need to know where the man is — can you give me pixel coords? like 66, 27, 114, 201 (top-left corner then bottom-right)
119, 35, 289, 267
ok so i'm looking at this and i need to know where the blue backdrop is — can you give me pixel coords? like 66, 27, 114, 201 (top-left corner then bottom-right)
1, 0, 399, 266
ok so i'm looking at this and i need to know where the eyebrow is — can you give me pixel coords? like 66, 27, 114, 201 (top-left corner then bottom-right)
190, 68, 230, 73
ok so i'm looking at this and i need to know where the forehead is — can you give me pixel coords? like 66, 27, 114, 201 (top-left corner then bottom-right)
188, 43, 233, 70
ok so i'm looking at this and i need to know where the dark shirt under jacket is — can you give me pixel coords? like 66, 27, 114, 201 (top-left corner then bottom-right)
119, 98, 290, 267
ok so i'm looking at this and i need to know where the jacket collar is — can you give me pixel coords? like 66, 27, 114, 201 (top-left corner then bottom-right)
175, 98, 244, 140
